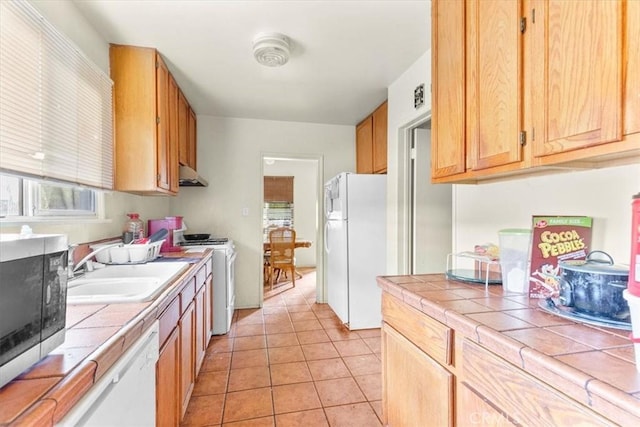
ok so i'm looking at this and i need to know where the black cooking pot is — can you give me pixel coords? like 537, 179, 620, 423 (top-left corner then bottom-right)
558, 251, 630, 321
183, 233, 211, 241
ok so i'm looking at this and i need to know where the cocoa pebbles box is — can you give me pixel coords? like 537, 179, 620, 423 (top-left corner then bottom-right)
528, 216, 593, 298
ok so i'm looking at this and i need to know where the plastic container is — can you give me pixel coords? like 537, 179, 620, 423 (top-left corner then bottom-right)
498, 228, 532, 294
623, 290, 640, 371
630, 193, 640, 297
123, 213, 144, 243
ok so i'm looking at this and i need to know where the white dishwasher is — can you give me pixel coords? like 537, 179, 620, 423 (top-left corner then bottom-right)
57, 321, 159, 427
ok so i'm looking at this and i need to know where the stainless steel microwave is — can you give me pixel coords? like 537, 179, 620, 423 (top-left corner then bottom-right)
0, 234, 68, 388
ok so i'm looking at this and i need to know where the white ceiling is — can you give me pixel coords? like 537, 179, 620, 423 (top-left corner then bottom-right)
72, 0, 431, 126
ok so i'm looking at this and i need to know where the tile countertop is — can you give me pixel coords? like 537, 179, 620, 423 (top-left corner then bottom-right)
0, 250, 212, 426
377, 274, 640, 426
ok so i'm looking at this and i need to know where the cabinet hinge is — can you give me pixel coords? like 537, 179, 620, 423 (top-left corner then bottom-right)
520, 17, 526, 33
156, 116, 160, 124
519, 130, 527, 146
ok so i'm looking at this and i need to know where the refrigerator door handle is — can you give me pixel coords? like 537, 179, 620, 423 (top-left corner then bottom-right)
324, 221, 330, 254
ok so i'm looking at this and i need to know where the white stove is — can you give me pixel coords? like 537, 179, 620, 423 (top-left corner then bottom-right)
174, 230, 236, 335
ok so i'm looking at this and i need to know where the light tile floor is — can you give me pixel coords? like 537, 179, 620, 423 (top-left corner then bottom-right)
181, 269, 383, 426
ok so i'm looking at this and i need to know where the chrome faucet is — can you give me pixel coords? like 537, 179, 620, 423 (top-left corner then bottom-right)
67, 244, 79, 279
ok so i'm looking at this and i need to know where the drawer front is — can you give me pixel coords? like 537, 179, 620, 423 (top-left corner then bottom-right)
180, 277, 196, 313
158, 296, 180, 347
195, 265, 207, 290
462, 339, 614, 426
382, 293, 452, 366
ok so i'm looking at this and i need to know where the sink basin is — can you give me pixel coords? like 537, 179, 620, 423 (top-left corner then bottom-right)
67, 262, 190, 304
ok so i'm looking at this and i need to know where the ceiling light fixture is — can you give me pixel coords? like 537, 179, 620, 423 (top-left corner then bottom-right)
253, 32, 290, 67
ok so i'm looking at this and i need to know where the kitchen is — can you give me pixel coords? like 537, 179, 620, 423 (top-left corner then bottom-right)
1, 0, 639, 426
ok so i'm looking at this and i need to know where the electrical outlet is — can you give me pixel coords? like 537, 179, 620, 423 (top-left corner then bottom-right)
241, 207, 249, 216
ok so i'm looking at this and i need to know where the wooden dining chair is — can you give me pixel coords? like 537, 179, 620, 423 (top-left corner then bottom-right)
268, 227, 296, 290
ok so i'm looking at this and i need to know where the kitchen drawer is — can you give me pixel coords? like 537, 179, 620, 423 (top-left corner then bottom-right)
180, 277, 196, 313
158, 297, 180, 347
382, 293, 452, 366
195, 264, 207, 290
461, 339, 614, 426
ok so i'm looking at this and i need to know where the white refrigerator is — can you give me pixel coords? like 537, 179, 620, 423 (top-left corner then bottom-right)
324, 172, 386, 330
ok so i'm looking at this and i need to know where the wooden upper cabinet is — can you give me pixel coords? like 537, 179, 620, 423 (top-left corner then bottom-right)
356, 116, 374, 173
178, 90, 189, 166
110, 45, 178, 195
467, 0, 524, 171
187, 107, 197, 169
168, 74, 179, 193
531, 0, 623, 161
156, 56, 171, 192
431, 0, 466, 179
356, 101, 387, 174
372, 101, 388, 173
625, 0, 640, 138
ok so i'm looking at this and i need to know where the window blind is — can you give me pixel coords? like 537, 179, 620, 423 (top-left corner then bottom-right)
0, 0, 113, 190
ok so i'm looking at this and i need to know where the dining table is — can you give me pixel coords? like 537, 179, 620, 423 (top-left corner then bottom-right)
263, 239, 312, 252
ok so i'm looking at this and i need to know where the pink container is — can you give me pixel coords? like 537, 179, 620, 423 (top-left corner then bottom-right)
630, 194, 640, 297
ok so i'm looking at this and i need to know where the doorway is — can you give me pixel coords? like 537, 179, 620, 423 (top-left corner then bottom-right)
261, 154, 324, 304
404, 119, 452, 274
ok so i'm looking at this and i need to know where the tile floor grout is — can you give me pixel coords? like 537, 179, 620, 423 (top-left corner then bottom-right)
181, 268, 383, 426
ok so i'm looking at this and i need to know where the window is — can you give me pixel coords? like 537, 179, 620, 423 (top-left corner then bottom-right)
0, 0, 113, 191
0, 174, 99, 219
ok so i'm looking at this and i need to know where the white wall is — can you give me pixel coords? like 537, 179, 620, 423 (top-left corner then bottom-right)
453, 165, 640, 264
170, 116, 355, 308
0, 1, 172, 244
264, 159, 318, 267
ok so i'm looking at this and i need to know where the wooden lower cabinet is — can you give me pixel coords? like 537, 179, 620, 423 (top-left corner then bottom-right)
156, 327, 180, 427
195, 283, 207, 375
179, 300, 196, 418
381, 292, 617, 426
156, 257, 213, 426
382, 323, 453, 426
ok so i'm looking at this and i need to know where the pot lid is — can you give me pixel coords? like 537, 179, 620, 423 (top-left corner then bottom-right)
559, 251, 629, 275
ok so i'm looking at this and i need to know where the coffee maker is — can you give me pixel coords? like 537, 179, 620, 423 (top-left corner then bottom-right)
148, 216, 183, 252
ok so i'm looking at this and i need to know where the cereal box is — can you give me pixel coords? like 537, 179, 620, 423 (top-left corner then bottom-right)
528, 216, 593, 298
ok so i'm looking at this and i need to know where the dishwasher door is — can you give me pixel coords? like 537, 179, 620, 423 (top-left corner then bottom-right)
57, 320, 159, 426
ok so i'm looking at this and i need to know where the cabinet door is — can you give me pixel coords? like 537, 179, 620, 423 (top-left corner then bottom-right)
467, 0, 523, 170
195, 284, 207, 375
188, 107, 197, 169
458, 382, 510, 426
625, 0, 640, 137
532, 0, 623, 159
168, 74, 179, 193
356, 116, 373, 174
156, 54, 171, 191
178, 90, 189, 166
179, 300, 196, 419
156, 327, 180, 427
432, 0, 466, 179
205, 275, 213, 346
372, 101, 388, 173
382, 323, 454, 427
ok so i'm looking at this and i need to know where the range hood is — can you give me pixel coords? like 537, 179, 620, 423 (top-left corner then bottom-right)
179, 165, 208, 187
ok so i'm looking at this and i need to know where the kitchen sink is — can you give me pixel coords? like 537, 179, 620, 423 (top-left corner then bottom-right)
66, 262, 190, 304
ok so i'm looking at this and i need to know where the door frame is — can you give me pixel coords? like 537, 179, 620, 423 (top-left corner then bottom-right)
260, 152, 325, 305
396, 111, 431, 275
